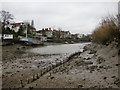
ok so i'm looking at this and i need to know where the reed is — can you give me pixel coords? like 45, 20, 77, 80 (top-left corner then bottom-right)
92, 15, 119, 45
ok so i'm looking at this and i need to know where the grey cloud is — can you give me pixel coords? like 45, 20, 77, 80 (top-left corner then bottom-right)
0, 2, 118, 34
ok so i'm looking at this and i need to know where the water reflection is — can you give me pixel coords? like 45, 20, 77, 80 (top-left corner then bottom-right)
27, 43, 89, 55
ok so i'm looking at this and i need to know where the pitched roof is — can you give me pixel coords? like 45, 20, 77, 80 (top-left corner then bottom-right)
11, 22, 24, 27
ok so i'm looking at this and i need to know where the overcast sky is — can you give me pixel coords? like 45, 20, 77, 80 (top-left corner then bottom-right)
0, 0, 118, 34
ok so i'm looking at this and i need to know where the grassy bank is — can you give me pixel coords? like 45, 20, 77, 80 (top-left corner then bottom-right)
92, 15, 119, 45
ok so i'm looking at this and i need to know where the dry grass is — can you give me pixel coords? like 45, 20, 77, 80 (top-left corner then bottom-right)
92, 15, 119, 45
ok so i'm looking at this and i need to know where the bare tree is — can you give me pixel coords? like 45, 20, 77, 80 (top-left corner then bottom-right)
58, 27, 62, 31
58, 27, 62, 38
0, 10, 14, 24
0, 10, 14, 31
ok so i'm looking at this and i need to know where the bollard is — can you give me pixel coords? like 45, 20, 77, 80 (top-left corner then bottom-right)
49, 72, 52, 76
48, 67, 50, 71
34, 74, 36, 81
37, 73, 39, 79
54, 69, 56, 73
49, 65, 52, 71
40, 71, 42, 76
32, 75, 35, 82
55, 69, 57, 72
43, 70, 45, 74
47, 67, 49, 72
51, 64, 53, 69
20, 80, 24, 88
27, 78, 29, 84
53, 69, 55, 74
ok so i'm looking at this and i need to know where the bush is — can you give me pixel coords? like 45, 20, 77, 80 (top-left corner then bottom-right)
92, 15, 119, 45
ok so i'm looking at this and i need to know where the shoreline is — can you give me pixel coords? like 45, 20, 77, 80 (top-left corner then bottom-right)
2, 42, 120, 88
25, 43, 119, 88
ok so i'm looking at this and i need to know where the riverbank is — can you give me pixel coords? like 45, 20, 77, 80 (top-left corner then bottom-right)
24, 42, 119, 88
2, 42, 120, 88
2, 42, 63, 62
2, 43, 87, 88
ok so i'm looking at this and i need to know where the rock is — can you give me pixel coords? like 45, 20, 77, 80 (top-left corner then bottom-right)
89, 86, 98, 88
97, 68, 100, 71
115, 64, 120, 66
84, 61, 93, 65
17, 48, 20, 50
83, 45, 89, 52
89, 65, 98, 70
29, 86, 33, 89
89, 50, 96, 54
97, 57, 105, 64
90, 70, 94, 73
50, 76, 54, 79
86, 67, 89, 70
22, 46, 26, 49
103, 77, 107, 80
99, 66, 103, 68
114, 79, 120, 85
108, 85, 113, 88
5, 72, 12, 74
111, 76, 116, 78
78, 84, 83, 88
112, 55, 115, 57
118, 50, 120, 55
17, 70, 20, 72
86, 57, 91, 60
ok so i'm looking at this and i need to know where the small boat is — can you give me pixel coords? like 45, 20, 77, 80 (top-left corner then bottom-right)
20, 36, 43, 45
64, 41, 68, 44
70, 41, 74, 44
19, 24, 44, 45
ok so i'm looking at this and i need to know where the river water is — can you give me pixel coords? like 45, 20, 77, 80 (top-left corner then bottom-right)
3, 42, 90, 88
23, 42, 90, 69
27, 43, 90, 56
3, 43, 90, 77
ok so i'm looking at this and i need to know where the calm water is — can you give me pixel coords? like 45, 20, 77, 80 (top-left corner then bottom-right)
27, 43, 90, 56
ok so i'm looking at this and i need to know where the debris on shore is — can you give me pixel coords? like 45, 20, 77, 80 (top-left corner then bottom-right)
2, 43, 119, 88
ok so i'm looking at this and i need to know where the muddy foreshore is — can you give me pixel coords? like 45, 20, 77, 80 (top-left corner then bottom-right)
2, 42, 120, 89
2, 42, 63, 62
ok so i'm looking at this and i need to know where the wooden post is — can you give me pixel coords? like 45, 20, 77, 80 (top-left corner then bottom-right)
20, 80, 24, 88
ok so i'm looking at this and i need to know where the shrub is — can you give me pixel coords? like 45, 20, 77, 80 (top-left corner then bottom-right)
92, 15, 119, 45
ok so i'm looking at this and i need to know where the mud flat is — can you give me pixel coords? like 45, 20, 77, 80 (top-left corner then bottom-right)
2, 43, 87, 88
24, 43, 119, 88
2, 43, 120, 88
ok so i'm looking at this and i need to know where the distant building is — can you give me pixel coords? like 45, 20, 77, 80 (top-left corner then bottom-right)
11, 22, 25, 32
77, 34, 85, 38
3, 34, 13, 39
45, 28, 53, 38
31, 20, 34, 28
41, 36, 47, 42
36, 30, 43, 37
52, 30, 58, 38
3, 20, 36, 35
0, 34, 2, 40
36, 30, 47, 41
0, 21, 2, 34
36, 27, 72, 39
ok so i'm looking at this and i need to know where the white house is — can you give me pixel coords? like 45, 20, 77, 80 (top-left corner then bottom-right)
0, 34, 2, 39
11, 22, 24, 32
77, 34, 85, 38
0, 22, 2, 39
46, 30, 53, 38
3, 34, 13, 39
41, 36, 47, 42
